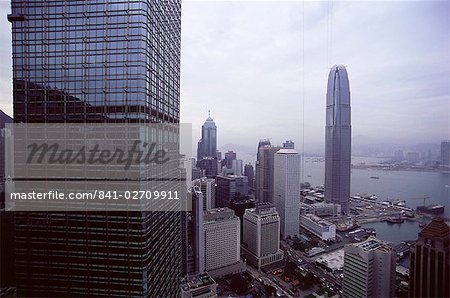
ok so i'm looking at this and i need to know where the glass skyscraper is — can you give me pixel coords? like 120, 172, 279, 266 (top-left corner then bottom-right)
197, 113, 217, 160
324, 65, 351, 214
8, 0, 182, 296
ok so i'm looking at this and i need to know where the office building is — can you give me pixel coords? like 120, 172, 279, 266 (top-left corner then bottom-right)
180, 273, 217, 298
242, 203, 284, 269
9, 0, 182, 296
231, 159, 243, 176
441, 140, 450, 167
255, 140, 281, 203
224, 150, 237, 169
215, 175, 249, 207
203, 208, 245, 279
244, 163, 255, 189
0, 111, 14, 289
186, 187, 205, 275
282, 140, 294, 149
300, 214, 336, 241
343, 237, 396, 298
198, 157, 218, 178
406, 151, 420, 164
300, 202, 341, 217
273, 149, 301, 238
197, 112, 217, 161
409, 218, 450, 297
325, 65, 351, 214
193, 177, 216, 210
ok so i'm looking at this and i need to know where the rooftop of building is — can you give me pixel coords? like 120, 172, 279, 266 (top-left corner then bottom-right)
180, 273, 215, 292
301, 213, 334, 227
315, 249, 345, 270
204, 207, 237, 222
246, 203, 278, 216
275, 148, 298, 154
352, 236, 393, 252
419, 217, 450, 240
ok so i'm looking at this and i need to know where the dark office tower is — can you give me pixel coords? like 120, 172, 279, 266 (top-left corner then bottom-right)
185, 187, 205, 275
224, 150, 237, 169
409, 218, 450, 298
197, 157, 218, 178
0, 110, 15, 289
197, 112, 217, 161
9, 0, 182, 297
283, 140, 295, 149
325, 65, 351, 214
255, 141, 281, 203
244, 163, 254, 189
215, 175, 249, 207
441, 140, 450, 168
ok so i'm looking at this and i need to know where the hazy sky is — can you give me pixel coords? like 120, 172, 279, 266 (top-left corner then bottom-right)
0, 1, 449, 154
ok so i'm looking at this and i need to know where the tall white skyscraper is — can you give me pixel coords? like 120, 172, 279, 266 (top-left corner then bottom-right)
203, 208, 245, 279
193, 177, 216, 210
242, 203, 284, 269
325, 65, 351, 214
343, 237, 396, 298
273, 149, 301, 239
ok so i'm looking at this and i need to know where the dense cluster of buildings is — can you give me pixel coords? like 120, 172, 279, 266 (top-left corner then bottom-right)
0, 1, 447, 297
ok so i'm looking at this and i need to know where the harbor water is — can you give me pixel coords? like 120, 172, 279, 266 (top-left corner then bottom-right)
303, 157, 450, 218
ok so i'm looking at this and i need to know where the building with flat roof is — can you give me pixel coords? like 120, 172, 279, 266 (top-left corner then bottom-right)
203, 208, 245, 279
255, 141, 281, 203
193, 177, 216, 210
315, 249, 345, 273
242, 203, 284, 269
273, 149, 301, 238
343, 237, 396, 298
441, 140, 450, 168
300, 214, 336, 241
180, 273, 217, 298
9, 0, 183, 296
300, 202, 341, 217
215, 175, 249, 207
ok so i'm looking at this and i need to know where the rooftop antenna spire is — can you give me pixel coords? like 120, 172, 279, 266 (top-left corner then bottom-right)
208, 109, 211, 117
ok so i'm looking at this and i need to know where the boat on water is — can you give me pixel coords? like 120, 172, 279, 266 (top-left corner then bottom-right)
386, 214, 404, 224
370, 176, 380, 179
364, 194, 378, 200
416, 204, 445, 215
392, 200, 407, 207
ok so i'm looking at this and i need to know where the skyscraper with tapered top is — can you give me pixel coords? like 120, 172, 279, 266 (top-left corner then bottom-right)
197, 111, 217, 161
9, 0, 182, 296
325, 65, 351, 214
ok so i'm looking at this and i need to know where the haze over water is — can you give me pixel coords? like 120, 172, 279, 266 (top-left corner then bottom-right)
303, 156, 450, 218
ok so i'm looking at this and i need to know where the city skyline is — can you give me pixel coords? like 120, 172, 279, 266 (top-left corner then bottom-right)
1, 1, 449, 297
1, 1, 449, 153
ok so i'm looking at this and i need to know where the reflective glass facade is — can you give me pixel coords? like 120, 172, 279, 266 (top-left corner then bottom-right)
324, 65, 351, 214
9, 0, 183, 296
11, 0, 180, 123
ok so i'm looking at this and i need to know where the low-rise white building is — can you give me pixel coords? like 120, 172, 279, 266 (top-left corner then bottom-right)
300, 214, 336, 241
300, 202, 341, 217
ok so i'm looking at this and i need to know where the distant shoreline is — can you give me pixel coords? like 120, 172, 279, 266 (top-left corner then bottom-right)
351, 164, 450, 174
